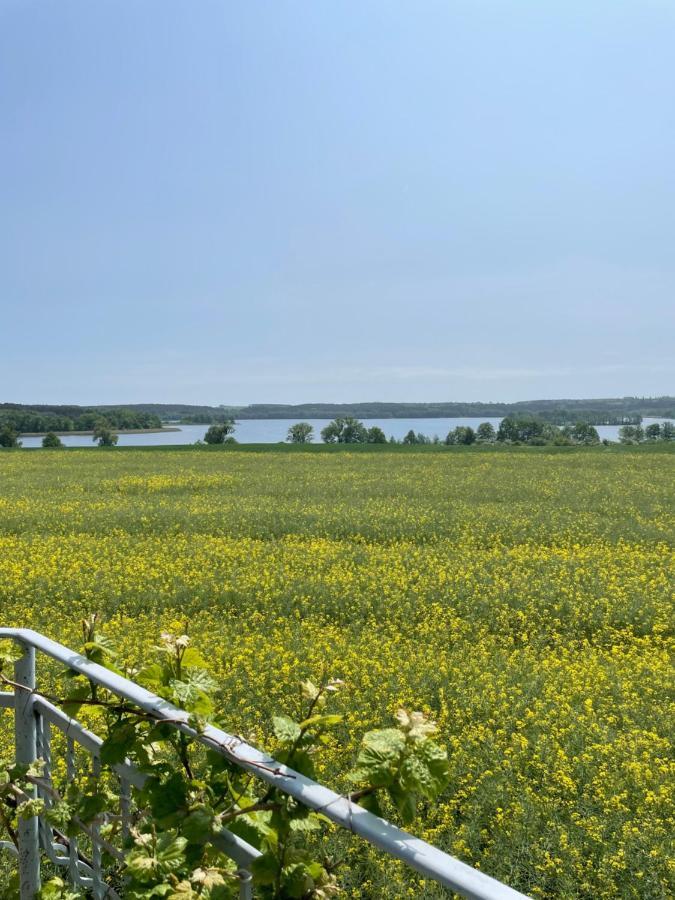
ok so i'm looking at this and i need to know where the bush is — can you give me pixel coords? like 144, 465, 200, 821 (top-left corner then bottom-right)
0, 425, 20, 448
42, 432, 63, 448
366, 426, 387, 444
93, 419, 118, 447
204, 420, 236, 444
321, 417, 368, 444
287, 422, 314, 443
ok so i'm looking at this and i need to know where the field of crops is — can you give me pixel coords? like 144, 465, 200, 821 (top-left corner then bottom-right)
0, 445, 673, 898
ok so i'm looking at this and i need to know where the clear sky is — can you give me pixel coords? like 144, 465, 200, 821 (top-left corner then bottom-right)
1, 1, 673, 406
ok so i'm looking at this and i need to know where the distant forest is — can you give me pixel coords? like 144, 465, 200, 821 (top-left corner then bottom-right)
0, 404, 162, 434
2, 397, 674, 433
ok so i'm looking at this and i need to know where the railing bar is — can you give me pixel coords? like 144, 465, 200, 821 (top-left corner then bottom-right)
0, 840, 19, 858
14, 642, 40, 899
34, 696, 146, 789
238, 868, 254, 900
211, 827, 262, 868
0, 690, 14, 707
91, 755, 104, 899
35, 714, 52, 855
119, 775, 131, 843
65, 736, 81, 887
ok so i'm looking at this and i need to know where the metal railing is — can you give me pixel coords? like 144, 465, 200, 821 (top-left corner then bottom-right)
0, 628, 529, 900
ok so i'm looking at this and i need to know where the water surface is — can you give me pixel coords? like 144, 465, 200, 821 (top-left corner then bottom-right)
18, 417, 672, 447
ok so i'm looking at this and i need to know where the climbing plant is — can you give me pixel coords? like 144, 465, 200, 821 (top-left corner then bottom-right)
0, 618, 449, 898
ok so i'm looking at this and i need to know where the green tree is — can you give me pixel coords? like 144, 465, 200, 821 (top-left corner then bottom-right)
287, 422, 314, 443
92, 419, 118, 447
645, 423, 661, 440
454, 426, 476, 445
661, 421, 674, 441
321, 417, 367, 444
204, 420, 235, 444
42, 432, 63, 448
0, 425, 20, 448
619, 424, 644, 444
570, 422, 600, 444
476, 422, 496, 443
402, 429, 418, 445
497, 415, 547, 444
366, 426, 387, 443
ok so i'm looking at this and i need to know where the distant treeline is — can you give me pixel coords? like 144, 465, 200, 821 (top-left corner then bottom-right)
2, 397, 674, 432
108, 397, 674, 424
0, 404, 162, 434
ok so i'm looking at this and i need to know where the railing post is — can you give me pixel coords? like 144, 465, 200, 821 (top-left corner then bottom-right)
14, 643, 40, 898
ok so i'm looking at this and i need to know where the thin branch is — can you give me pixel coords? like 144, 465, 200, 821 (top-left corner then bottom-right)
220, 801, 279, 824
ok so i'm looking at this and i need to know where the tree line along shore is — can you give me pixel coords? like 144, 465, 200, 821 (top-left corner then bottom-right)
2, 395, 675, 432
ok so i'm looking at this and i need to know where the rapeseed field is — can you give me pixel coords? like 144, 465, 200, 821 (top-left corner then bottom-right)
0, 446, 673, 898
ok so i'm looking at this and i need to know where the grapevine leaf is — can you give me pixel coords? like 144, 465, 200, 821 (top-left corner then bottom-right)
399, 740, 449, 799
100, 721, 137, 765
182, 806, 216, 844
251, 851, 279, 885
272, 715, 301, 744
156, 833, 188, 873
348, 728, 405, 786
298, 714, 343, 730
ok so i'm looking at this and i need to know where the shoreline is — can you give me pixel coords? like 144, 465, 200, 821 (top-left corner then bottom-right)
19, 427, 181, 437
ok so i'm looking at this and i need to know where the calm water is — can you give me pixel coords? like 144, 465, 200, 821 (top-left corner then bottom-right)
18, 417, 673, 447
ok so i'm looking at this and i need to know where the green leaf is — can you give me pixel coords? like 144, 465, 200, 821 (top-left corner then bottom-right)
250, 852, 279, 885
272, 715, 301, 744
26, 759, 46, 778
156, 834, 188, 874
228, 813, 276, 851
144, 772, 189, 823
356, 791, 383, 817
282, 862, 314, 898
77, 792, 107, 824
46, 799, 73, 831
169, 679, 214, 716
182, 806, 216, 844
37, 877, 82, 900
400, 741, 449, 799
18, 798, 45, 820
125, 850, 159, 884
180, 648, 209, 669
298, 714, 343, 730
0, 640, 22, 669
289, 812, 322, 832
388, 783, 417, 824
146, 721, 177, 744
348, 728, 405, 786
61, 682, 92, 716
277, 748, 315, 779
100, 721, 137, 766
137, 663, 166, 689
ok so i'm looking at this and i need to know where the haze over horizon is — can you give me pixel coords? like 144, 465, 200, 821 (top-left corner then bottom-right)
2, 1, 674, 405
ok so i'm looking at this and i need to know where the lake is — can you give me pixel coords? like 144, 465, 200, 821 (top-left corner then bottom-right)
17, 417, 673, 447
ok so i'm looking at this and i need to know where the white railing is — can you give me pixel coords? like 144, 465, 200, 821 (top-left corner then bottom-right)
0, 628, 529, 900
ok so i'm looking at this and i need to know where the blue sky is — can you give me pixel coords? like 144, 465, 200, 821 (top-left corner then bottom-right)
1, 1, 673, 405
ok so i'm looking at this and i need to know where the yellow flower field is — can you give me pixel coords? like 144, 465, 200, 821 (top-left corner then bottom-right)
0, 446, 673, 897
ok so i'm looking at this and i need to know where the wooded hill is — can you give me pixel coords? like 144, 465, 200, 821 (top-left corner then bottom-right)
3, 396, 674, 430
